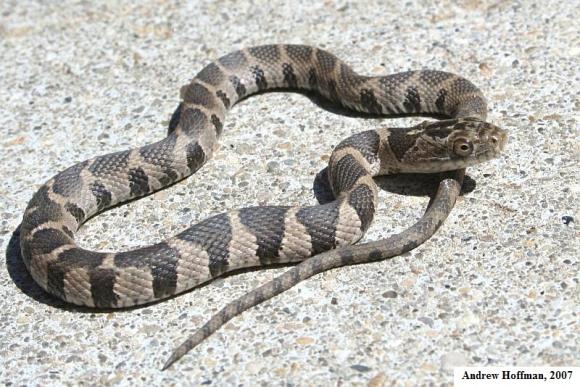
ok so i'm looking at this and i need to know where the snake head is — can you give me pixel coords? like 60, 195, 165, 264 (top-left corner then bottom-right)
444, 118, 507, 161
392, 118, 508, 173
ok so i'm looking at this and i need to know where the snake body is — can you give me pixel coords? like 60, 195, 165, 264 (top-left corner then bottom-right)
19, 45, 506, 368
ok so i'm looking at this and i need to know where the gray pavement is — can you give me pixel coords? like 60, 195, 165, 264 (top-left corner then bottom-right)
1, 0, 578, 385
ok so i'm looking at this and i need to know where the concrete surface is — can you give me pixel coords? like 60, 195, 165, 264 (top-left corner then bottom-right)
0, 0, 578, 385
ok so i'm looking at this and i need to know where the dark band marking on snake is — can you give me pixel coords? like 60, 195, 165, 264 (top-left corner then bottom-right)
18, 44, 507, 369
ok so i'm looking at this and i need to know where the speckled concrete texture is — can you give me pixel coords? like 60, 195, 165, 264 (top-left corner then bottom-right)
1, 0, 578, 385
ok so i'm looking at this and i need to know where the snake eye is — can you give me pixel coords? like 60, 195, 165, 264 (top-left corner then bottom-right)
453, 138, 474, 157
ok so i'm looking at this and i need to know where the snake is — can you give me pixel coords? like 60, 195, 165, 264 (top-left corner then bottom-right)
18, 44, 507, 369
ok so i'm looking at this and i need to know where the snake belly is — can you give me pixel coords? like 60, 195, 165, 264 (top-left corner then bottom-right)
20, 44, 494, 309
